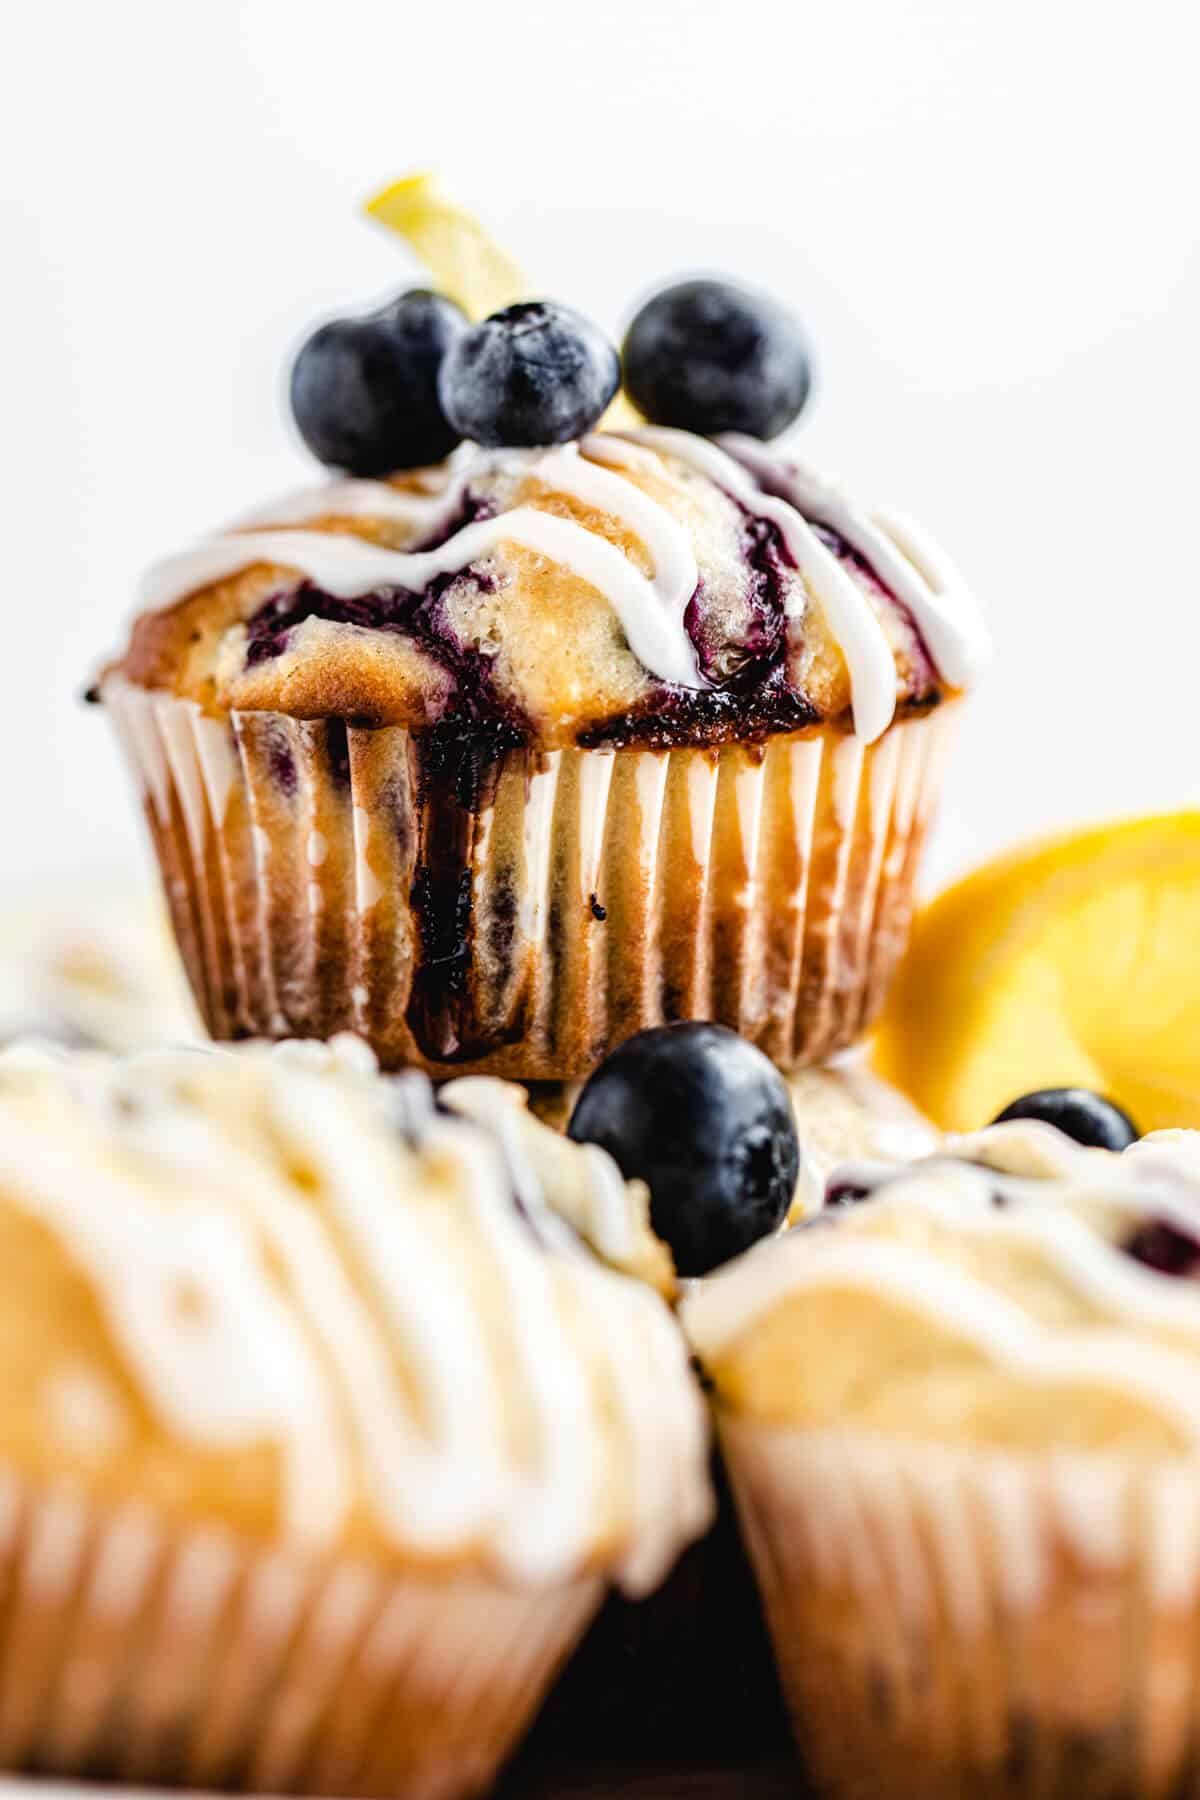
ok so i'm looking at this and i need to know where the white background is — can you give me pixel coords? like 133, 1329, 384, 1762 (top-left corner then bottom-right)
4, 0, 1198, 892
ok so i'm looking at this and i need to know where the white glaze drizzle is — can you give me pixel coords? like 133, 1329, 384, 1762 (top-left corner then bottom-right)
238, 477, 449, 529
623, 428, 903, 742
0, 1038, 711, 1589
0, 1117, 352, 1546
440, 1074, 668, 1281
718, 434, 992, 690
683, 1128, 1200, 1445
534, 444, 702, 683
236, 441, 487, 531
142, 445, 702, 689
137, 429, 985, 740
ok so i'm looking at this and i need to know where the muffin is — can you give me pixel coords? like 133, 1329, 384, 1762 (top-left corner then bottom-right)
0, 1033, 709, 1797
683, 1121, 1200, 1800
96, 267, 988, 1080
0, 879, 200, 1051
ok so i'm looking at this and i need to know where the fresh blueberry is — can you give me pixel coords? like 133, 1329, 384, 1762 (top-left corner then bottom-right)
290, 289, 468, 475
621, 279, 813, 441
1122, 1218, 1200, 1277
991, 1088, 1139, 1151
437, 300, 620, 448
567, 1022, 800, 1276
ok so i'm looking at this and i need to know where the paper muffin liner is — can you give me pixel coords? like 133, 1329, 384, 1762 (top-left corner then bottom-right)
102, 677, 957, 1078
0, 1472, 600, 1798
720, 1416, 1200, 1800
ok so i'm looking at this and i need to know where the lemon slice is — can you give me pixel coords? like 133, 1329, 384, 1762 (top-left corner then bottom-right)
364, 173, 530, 320
872, 813, 1200, 1133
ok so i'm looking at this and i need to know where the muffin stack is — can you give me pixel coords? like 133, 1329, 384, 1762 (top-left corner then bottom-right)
45, 197, 1018, 1798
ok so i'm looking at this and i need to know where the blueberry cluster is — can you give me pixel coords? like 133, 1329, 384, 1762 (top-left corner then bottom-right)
290, 279, 814, 475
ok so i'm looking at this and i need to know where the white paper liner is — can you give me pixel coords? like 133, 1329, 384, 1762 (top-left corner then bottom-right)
0, 1472, 600, 1797
720, 1416, 1200, 1800
103, 678, 957, 1078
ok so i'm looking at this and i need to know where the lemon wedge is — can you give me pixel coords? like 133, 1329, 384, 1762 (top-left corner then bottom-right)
364, 173, 531, 320
872, 813, 1200, 1133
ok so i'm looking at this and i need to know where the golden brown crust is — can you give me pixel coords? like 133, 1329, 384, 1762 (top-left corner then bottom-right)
104, 447, 946, 747
0, 1038, 710, 1577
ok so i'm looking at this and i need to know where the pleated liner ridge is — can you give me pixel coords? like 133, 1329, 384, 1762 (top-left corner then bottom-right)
103, 677, 958, 1078
722, 1418, 1200, 1800
0, 1474, 600, 1799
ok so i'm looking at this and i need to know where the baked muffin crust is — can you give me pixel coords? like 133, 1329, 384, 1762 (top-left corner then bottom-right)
107, 431, 987, 750
0, 1035, 710, 1588
685, 1123, 1200, 1453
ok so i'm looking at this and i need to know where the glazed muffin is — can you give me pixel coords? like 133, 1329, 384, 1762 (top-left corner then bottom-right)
684, 1121, 1200, 1800
96, 265, 988, 1080
0, 1033, 709, 1797
0, 879, 200, 1051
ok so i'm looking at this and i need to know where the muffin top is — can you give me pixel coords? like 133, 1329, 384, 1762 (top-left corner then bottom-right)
683, 1121, 1200, 1454
0, 1034, 710, 1590
105, 429, 989, 749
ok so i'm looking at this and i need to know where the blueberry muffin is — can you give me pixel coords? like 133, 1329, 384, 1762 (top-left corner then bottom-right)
0, 1034, 709, 1797
684, 1115, 1200, 1800
0, 880, 199, 1051
97, 271, 988, 1079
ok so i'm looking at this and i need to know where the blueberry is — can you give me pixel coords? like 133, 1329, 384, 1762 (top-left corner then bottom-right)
290, 289, 468, 475
621, 279, 813, 441
1122, 1218, 1200, 1277
991, 1088, 1139, 1151
567, 1022, 800, 1276
437, 301, 620, 448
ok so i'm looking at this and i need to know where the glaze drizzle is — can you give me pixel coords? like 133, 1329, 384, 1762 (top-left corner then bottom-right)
138, 429, 988, 742
683, 1125, 1200, 1446
0, 1038, 711, 1590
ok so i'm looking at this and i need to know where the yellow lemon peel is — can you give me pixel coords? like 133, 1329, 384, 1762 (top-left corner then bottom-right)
872, 813, 1200, 1134
365, 173, 530, 321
